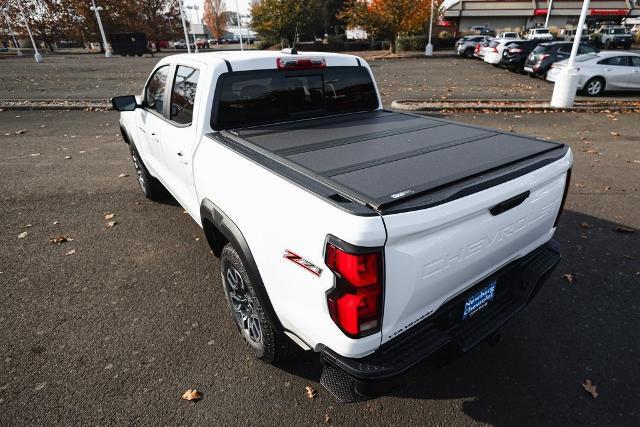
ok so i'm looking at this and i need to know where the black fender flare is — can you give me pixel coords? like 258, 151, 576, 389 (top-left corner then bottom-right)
200, 198, 283, 330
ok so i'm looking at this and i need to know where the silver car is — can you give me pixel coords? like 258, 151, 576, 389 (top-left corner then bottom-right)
546, 51, 640, 96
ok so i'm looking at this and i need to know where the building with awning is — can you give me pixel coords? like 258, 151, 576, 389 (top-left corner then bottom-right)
443, 0, 639, 34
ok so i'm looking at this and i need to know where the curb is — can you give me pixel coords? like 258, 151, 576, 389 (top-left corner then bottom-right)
391, 99, 640, 113
0, 100, 111, 111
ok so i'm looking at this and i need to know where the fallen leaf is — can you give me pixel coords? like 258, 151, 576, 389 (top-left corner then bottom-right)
105, 221, 117, 228
582, 379, 598, 398
575, 183, 586, 188
324, 414, 331, 423
104, 213, 115, 220
305, 385, 318, 399
65, 156, 72, 160
610, 132, 619, 137
578, 222, 591, 229
603, 186, 611, 191
585, 149, 598, 155
53, 221, 59, 225
66, 249, 76, 256
30, 153, 41, 157
623, 255, 635, 260
18, 231, 28, 239
181, 389, 202, 401
118, 173, 128, 178
49, 236, 68, 245
15, 129, 27, 135
614, 226, 635, 234
562, 273, 575, 284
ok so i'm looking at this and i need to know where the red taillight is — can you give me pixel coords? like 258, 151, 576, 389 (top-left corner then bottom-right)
325, 237, 383, 338
276, 57, 326, 70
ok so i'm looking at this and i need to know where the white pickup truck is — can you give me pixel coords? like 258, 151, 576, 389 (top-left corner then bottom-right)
112, 50, 572, 401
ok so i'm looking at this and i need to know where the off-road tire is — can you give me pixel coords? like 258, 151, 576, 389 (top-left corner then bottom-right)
129, 143, 167, 201
220, 244, 294, 363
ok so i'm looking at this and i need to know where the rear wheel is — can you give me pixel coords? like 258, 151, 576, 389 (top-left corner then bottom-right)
128, 143, 167, 201
220, 244, 294, 362
583, 77, 605, 96
604, 40, 612, 49
465, 48, 474, 58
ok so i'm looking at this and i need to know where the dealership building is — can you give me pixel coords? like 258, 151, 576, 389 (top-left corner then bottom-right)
443, 0, 640, 33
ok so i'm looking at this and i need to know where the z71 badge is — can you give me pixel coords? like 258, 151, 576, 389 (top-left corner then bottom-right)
283, 249, 323, 277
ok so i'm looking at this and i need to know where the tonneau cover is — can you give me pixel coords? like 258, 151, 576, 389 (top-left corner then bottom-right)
213, 110, 566, 214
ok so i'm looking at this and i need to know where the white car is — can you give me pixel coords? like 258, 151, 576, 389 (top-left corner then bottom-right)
547, 51, 640, 96
484, 38, 520, 65
496, 32, 520, 40
473, 37, 494, 59
526, 28, 554, 41
111, 50, 572, 401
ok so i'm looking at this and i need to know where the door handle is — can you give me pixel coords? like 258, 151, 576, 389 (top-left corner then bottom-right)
177, 151, 188, 164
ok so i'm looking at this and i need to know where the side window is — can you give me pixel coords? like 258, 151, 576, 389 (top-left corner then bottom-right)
145, 66, 169, 114
170, 66, 200, 125
558, 45, 571, 54
631, 56, 640, 67
578, 45, 596, 54
598, 56, 629, 66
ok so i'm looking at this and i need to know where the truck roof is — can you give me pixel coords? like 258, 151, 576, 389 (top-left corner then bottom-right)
159, 50, 363, 71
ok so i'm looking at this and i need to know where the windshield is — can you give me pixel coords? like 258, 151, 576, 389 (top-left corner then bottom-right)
213, 66, 379, 130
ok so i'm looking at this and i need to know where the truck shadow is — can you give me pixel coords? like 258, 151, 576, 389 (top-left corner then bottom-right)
279, 210, 638, 422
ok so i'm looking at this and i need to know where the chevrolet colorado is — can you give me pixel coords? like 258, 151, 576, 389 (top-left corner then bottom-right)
112, 50, 573, 401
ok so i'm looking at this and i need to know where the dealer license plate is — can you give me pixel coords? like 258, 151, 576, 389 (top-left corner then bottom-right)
462, 282, 496, 320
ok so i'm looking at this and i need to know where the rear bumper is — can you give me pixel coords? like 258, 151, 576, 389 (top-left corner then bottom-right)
320, 240, 561, 402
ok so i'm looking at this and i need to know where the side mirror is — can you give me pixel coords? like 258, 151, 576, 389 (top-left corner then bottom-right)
111, 95, 139, 112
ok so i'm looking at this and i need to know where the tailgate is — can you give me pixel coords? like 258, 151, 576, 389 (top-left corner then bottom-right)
380, 151, 571, 344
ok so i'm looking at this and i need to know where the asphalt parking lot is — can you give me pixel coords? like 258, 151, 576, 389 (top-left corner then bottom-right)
1, 54, 639, 425
2, 51, 639, 105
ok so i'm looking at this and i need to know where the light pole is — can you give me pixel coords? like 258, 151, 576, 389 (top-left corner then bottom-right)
234, 0, 243, 51
1, 8, 23, 56
16, 1, 42, 62
544, 0, 554, 29
90, 1, 111, 57
425, 0, 435, 56
550, 0, 590, 108
186, 4, 199, 53
178, 0, 191, 53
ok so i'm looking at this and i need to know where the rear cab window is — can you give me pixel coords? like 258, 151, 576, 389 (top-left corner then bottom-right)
213, 66, 378, 130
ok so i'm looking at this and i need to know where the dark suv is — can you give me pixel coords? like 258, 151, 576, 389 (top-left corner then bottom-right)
499, 40, 542, 72
524, 41, 598, 77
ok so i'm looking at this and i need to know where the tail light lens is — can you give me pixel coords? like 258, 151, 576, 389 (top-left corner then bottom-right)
554, 169, 572, 227
277, 57, 326, 70
325, 236, 383, 338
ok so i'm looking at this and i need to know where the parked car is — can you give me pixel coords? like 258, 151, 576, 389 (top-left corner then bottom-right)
484, 38, 521, 65
547, 51, 640, 96
195, 38, 209, 49
111, 50, 572, 401
559, 28, 590, 42
499, 39, 542, 72
496, 32, 520, 40
524, 41, 598, 77
473, 37, 494, 59
526, 28, 554, 41
455, 35, 491, 58
174, 40, 188, 49
468, 25, 496, 36
591, 26, 633, 49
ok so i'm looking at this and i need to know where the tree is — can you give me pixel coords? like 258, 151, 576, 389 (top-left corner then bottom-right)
250, 0, 324, 48
341, 0, 433, 53
203, 0, 228, 40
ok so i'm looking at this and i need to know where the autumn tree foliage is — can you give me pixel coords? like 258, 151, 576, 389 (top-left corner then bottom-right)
341, 0, 433, 53
203, 0, 229, 40
250, 0, 325, 48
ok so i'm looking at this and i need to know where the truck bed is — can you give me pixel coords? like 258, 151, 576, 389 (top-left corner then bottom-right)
210, 110, 567, 215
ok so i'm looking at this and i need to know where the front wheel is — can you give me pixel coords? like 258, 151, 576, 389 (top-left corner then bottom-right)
128, 143, 167, 201
220, 244, 293, 362
582, 77, 605, 96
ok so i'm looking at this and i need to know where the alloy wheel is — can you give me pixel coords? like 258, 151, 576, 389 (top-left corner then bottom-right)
225, 266, 262, 344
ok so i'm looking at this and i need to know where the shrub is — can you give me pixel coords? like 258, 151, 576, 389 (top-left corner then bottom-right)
438, 30, 453, 39
256, 40, 273, 50
397, 35, 427, 51
635, 32, 640, 44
